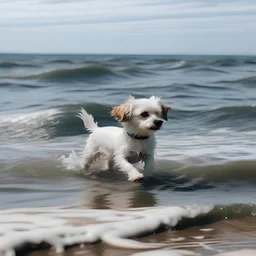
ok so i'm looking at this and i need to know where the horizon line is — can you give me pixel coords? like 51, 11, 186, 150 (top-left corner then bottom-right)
0, 51, 256, 57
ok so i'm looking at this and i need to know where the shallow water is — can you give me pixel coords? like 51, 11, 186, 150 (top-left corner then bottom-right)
0, 54, 255, 255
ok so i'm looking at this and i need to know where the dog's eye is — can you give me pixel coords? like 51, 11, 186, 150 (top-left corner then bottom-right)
141, 111, 149, 117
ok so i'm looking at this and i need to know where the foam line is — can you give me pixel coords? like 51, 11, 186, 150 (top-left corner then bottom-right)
0, 205, 213, 255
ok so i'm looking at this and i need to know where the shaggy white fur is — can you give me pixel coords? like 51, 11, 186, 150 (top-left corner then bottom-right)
78, 96, 171, 181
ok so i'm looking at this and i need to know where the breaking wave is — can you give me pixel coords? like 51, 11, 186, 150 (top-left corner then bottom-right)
1, 103, 256, 142
167, 61, 193, 70
0, 203, 255, 255
22, 65, 120, 82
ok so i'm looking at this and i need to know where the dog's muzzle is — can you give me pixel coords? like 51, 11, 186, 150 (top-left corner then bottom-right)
154, 120, 163, 127
150, 120, 163, 130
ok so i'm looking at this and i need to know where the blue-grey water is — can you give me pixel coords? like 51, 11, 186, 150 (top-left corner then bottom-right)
0, 53, 255, 218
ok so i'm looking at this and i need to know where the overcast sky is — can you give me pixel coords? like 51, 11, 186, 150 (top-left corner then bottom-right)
0, 0, 256, 55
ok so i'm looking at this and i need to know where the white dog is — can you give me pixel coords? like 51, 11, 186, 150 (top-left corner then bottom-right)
78, 96, 171, 181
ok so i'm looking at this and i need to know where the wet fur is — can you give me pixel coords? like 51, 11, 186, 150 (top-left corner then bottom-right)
78, 96, 171, 181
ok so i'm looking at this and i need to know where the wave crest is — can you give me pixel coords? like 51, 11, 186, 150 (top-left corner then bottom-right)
23, 65, 120, 82
0, 203, 255, 255
211, 58, 240, 67
216, 76, 256, 85
0, 61, 38, 68
1, 103, 256, 141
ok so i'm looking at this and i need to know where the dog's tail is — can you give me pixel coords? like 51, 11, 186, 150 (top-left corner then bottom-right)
77, 108, 98, 133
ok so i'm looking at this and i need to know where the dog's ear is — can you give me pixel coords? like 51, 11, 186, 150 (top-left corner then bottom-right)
111, 103, 132, 122
161, 105, 171, 121
158, 101, 171, 121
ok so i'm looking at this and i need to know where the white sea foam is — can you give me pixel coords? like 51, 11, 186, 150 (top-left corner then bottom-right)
170, 61, 187, 69
60, 147, 114, 173
60, 149, 84, 172
135, 249, 256, 256
0, 109, 59, 124
131, 249, 198, 256
0, 109, 60, 141
199, 228, 213, 232
0, 205, 213, 256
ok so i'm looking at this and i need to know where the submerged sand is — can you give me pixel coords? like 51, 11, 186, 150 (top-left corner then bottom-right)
0, 206, 255, 256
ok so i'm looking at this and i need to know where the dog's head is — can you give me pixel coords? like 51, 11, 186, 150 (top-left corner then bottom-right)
111, 96, 171, 134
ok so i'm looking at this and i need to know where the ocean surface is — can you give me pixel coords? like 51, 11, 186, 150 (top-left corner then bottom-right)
0, 53, 256, 256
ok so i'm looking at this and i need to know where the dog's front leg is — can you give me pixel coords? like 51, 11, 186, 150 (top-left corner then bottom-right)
144, 154, 154, 177
114, 154, 144, 181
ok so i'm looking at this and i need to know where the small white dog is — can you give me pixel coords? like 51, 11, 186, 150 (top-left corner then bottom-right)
78, 96, 171, 181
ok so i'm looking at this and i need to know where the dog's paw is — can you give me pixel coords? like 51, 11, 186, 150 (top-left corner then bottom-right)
133, 176, 144, 182
128, 172, 144, 182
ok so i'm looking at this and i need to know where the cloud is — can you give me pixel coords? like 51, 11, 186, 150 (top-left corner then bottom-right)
2, 0, 256, 27
0, 0, 255, 54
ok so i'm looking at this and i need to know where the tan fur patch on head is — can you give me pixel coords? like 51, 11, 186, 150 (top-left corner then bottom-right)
110, 103, 132, 122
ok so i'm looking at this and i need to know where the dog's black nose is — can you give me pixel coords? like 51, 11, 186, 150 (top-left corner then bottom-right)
154, 120, 163, 127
